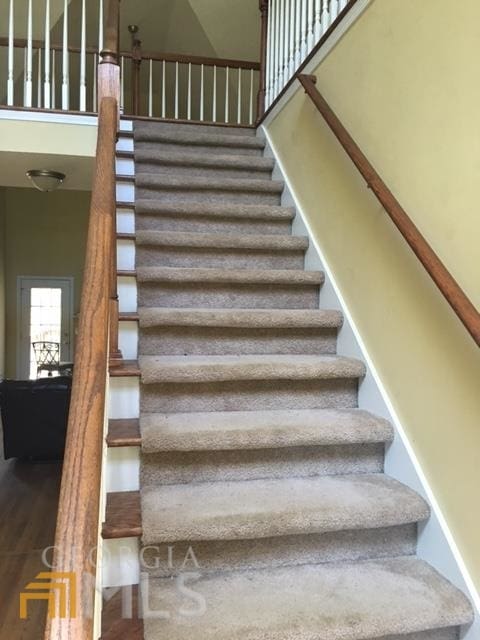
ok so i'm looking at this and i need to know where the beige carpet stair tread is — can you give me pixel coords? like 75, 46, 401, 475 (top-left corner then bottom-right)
141, 473, 429, 543
133, 128, 266, 149
137, 266, 324, 285
138, 307, 342, 329
134, 149, 275, 171
135, 199, 295, 221
140, 408, 393, 453
135, 230, 308, 251
136, 173, 284, 194
143, 557, 474, 640
139, 354, 366, 385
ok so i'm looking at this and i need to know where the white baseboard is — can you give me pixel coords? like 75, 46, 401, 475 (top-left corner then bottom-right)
262, 128, 479, 639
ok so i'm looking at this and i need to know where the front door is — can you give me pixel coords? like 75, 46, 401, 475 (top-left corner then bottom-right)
18, 277, 73, 379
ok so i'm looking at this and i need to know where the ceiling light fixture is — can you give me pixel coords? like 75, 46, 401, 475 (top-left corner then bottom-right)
26, 169, 66, 192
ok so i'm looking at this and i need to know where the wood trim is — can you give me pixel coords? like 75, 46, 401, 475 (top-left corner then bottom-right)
0, 104, 97, 117
43, 98, 118, 640
120, 114, 256, 129
117, 232, 135, 240
257, 0, 361, 125
117, 269, 136, 277
298, 74, 480, 347
0, 38, 259, 71
116, 201, 134, 209
102, 491, 142, 539
119, 311, 139, 321
107, 419, 141, 447
109, 360, 140, 377
116, 174, 134, 183
120, 48, 260, 70
0, 36, 99, 56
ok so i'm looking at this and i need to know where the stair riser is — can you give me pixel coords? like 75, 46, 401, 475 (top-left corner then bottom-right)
136, 246, 305, 270
138, 283, 320, 309
135, 163, 273, 180
140, 378, 358, 413
141, 524, 417, 577
136, 187, 281, 206
136, 214, 293, 236
135, 141, 264, 157
139, 327, 337, 355
140, 443, 384, 486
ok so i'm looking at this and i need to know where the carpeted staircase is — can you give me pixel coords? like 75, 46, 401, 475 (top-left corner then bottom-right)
132, 121, 473, 639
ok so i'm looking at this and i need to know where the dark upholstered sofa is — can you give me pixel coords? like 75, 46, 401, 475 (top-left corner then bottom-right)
0, 377, 71, 460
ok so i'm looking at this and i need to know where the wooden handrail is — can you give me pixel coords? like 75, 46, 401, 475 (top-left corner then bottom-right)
0, 36, 260, 72
43, 97, 117, 640
298, 74, 480, 346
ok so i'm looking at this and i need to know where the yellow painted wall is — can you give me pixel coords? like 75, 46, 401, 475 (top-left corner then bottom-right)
267, 0, 480, 591
4, 187, 89, 378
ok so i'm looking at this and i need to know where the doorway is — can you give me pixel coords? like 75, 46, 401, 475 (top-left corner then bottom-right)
17, 277, 73, 380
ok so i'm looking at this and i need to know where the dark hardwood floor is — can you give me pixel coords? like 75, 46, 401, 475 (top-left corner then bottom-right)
0, 435, 62, 640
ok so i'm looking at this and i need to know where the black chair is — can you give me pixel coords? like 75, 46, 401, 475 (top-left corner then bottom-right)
0, 377, 72, 460
32, 341, 74, 378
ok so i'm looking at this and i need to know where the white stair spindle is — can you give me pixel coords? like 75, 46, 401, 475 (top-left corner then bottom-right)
288, 0, 296, 78
200, 64, 204, 121
61, 0, 69, 110
321, 0, 330, 32
249, 68, 254, 125
225, 66, 229, 123
98, 0, 104, 54
93, 53, 97, 111
237, 68, 242, 124
7, 0, 14, 105
330, 0, 340, 22
273, 0, 280, 97
301, 0, 308, 60
161, 60, 166, 118
25, 0, 33, 107
314, 0, 322, 42
120, 56, 125, 113
284, 0, 290, 84
175, 62, 179, 119
148, 58, 153, 117
265, 0, 273, 106
295, 0, 302, 69
37, 48, 42, 107
307, 0, 315, 51
51, 49, 56, 109
79, 0, 86, 111
279, 0, 285, 91
187, 62, 192, 120
23, 48, 27, 104
44, 0, 51, 109
212, 65, 217, 121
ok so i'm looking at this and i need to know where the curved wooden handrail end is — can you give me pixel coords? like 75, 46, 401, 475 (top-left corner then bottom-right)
298, 73, 480, 347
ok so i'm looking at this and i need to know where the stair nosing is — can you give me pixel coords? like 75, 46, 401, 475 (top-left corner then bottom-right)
135, 229, 308, 251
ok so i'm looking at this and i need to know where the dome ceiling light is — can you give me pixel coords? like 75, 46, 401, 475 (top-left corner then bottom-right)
26, 169, 66, 192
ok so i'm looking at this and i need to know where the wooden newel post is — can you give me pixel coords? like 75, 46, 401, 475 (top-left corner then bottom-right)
129, 24, 142, 116
257, 0, 269, 121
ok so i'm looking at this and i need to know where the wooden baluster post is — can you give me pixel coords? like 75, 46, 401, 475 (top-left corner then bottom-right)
129, 24, 141, 116
257, 0, 269, 121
